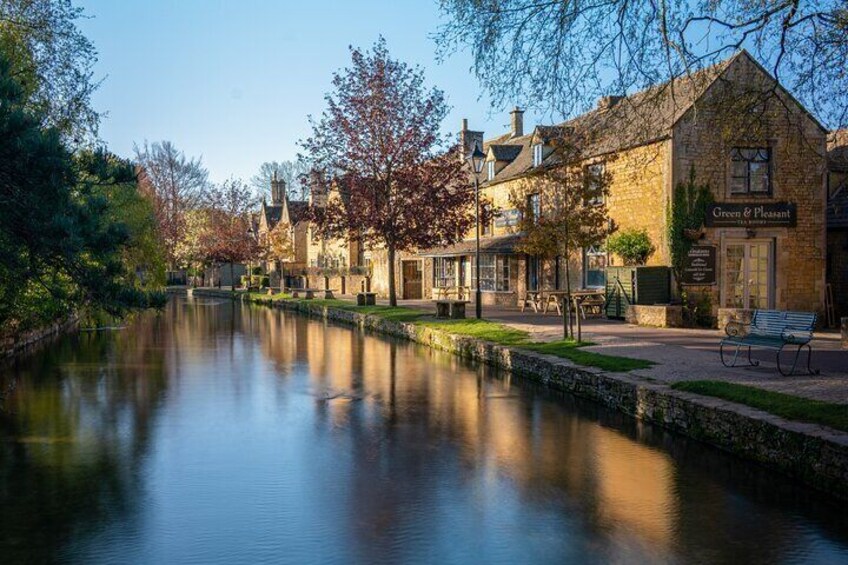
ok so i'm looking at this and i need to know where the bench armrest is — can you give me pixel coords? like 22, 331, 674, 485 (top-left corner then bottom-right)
724, 321, 749, 338
781, 326, 813, 344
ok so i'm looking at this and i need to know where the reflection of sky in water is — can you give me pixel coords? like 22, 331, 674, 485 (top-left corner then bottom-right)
1, 297, 847, 564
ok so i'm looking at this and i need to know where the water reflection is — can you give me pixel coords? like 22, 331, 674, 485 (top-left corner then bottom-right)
1, 298, 847, 564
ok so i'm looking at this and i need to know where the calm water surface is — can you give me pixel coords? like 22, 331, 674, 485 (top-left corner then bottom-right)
1, 297, 848, 564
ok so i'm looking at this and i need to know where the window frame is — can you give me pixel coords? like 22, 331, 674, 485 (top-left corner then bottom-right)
433, 257, 456, 288
585, 163, 605, 206
470, 253, 511, 292
487, 160, 496, 181
729, 146, 772, 196
532, 143, 544, 167
525, 193, 541, 223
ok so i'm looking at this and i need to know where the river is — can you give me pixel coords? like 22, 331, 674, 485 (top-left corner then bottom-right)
1, 297, 847, 564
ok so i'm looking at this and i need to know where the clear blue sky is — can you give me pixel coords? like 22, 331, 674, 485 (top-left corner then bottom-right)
77, 0, 548, 184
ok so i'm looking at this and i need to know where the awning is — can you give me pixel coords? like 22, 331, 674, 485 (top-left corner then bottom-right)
418, 233, 524, 257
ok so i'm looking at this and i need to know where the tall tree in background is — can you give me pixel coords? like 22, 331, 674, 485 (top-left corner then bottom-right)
301, 38, 474, 306
135, 140, 209, 270
512, 147, 613, 340
0, 0, 100, 142
202, 178, 259, 287
250, 160, 309, 200
436, 1, 848, 130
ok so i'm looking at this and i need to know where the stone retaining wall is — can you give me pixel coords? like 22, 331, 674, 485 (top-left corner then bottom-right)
192, 288, 848, 499
626, 305, 683, 328
1, 315, 79, 359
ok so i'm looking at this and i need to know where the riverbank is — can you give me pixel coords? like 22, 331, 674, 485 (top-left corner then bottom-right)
191, 288, 848, 500
0, 315, 79, 360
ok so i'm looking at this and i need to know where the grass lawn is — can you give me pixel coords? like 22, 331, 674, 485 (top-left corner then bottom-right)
238, 291, 651, 372
672, 380, 848, 433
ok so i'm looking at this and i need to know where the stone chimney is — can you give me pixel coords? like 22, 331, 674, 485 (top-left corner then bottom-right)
270, 170, 286, 206
510, 106, 524, 137
459, 118, 484, 162
597, 95, 624, 110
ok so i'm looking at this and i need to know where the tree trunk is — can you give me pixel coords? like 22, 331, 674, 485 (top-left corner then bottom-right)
230, 262, 235, 291
387, 243, 397, 307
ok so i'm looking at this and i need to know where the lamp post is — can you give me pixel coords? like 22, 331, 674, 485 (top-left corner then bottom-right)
467, 143, 486, 319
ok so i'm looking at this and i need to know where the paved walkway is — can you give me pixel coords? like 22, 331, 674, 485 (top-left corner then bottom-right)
348, 296, 848, 404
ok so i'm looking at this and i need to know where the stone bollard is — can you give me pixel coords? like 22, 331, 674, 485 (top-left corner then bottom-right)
842, 317, 848, 349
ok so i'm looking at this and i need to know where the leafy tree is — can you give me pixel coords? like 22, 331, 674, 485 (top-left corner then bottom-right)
0, 0, 100, 142
174, 208, 212, 284
265, 220, 295, 267
606, 228, 655, 266
512, 148, 613, 340
202, 178, 259, 287
301, 38, 475, 306
436, 0, 848, 130
135, 140, 210, 270
0, 56, 157, 334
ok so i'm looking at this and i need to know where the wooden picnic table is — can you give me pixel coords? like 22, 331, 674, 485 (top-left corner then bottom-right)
540, 289, 606, 317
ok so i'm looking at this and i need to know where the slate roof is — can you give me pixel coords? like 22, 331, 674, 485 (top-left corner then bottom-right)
286, 200, 309, 224
489, 144, 523, 162
418, 233, 524, 257
263, 204, 283, 229
828, 130, 848, 228
472, 50, 800, 188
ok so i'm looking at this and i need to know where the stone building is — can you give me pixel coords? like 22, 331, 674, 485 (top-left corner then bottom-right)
393, 51, 826, 323
257, 173, 309, 286
827, 130, 848, 322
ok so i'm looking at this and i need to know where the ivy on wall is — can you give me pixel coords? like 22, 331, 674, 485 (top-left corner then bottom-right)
668, 166, 714, 290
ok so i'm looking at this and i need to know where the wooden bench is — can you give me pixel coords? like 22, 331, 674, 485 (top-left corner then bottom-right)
356, 292, 377, 306
322, 289, 337, 299
520, 291, 542, 313
434, 299, 470, 319
720, 309, 819, 376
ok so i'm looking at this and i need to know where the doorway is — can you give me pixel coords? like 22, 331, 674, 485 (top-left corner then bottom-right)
723, 240, 774, 309
402, 260, 423, 299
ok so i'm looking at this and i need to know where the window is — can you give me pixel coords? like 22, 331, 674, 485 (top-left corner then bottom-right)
526, 193, 540, 223
487, 160, 496, 181
585, 163, 605, 205
533, 143, 544, 167
583, 246, 606, 288
471, 254, 510, 291
433, 257, 456, 288
724, 241, 773, 309
730, 147, 771, 195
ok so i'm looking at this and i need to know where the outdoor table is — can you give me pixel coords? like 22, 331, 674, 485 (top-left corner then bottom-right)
300, 288, 321, 300
520, 291, 543, 312
571, 290, 606, 319
542, 291, 570, 314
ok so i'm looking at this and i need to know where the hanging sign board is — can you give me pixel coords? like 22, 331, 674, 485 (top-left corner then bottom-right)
494, 208, 520, 228
705, 202, 796, 227
681, 245, 717, 285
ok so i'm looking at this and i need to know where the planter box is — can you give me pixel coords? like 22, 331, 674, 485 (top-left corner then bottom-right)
625, 305, 683, 328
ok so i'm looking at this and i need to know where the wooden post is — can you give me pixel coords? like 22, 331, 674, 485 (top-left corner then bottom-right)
841, 317, 848, 350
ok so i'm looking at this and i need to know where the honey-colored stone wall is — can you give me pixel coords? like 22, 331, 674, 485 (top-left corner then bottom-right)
672, 55, 827, 315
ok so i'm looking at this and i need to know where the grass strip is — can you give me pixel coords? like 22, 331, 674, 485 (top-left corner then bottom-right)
672, 380, 848, 433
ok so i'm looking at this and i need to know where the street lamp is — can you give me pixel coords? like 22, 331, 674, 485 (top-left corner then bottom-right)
467, 143, 485, 319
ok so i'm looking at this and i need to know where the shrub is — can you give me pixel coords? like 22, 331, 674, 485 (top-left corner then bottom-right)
606, 228, 655, 265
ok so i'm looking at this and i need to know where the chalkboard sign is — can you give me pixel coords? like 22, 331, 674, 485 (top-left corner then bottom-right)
682, 245, 716, 285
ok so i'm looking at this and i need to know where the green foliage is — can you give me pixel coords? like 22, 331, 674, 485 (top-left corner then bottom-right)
672, 381, 848, 433
606, 228, 655, 265
668, 166, 713, 289
0, 55, 162, 337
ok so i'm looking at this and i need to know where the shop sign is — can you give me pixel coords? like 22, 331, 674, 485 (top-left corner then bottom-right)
705, 202, 796, 227
495, 208, 521, 227
681, 245, 716, 285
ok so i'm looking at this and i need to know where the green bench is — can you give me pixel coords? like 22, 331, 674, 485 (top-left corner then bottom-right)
720, 309, 819, 376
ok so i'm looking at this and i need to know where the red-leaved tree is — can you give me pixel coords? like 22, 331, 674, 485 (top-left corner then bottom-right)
201, 178, 259, 288
300, 38, 475, 306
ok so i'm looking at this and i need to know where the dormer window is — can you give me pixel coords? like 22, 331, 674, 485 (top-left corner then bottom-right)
533, 143, 544, 167
487, 160, 495, 181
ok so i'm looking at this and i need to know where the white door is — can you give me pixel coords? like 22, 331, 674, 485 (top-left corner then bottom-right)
724, 241, 773, 309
